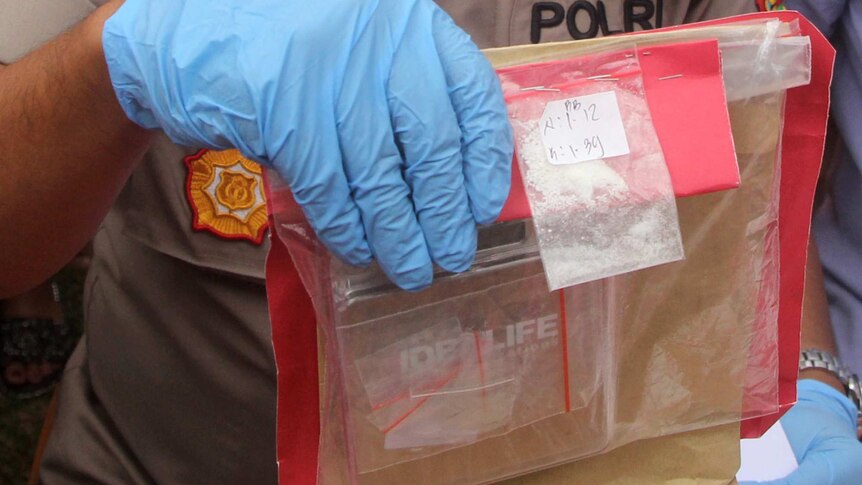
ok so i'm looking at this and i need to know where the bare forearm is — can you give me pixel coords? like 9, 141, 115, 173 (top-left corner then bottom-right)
799, 239, 844, 392
0, 1, 152, 298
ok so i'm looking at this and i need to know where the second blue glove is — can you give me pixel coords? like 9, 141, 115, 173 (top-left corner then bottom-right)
741, 379, 862, 485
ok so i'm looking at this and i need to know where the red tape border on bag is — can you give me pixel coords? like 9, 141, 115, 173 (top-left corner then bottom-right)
265, 224, 320, 485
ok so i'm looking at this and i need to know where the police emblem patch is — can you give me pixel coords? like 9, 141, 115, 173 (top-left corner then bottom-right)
184, 149, 269, 244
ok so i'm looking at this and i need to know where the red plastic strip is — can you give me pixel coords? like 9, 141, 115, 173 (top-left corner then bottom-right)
558, 290, 572, 413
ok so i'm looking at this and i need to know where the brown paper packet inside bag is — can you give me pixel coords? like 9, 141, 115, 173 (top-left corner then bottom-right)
503, 423, 741, 485
494, 34, 780, 484
492, 32, 779, 484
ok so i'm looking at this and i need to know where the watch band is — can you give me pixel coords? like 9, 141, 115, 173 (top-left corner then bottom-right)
800, 349, 862, 408
800, 348, 862, 440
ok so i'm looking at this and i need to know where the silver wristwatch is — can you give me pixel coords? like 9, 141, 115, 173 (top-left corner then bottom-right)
800, 348, 862, 439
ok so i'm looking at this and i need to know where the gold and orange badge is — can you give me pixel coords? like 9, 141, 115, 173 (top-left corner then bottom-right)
184, 149, 269, 244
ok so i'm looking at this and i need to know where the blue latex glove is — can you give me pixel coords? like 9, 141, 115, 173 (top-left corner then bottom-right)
101, 0, 513, 290
741, 379, 862, 485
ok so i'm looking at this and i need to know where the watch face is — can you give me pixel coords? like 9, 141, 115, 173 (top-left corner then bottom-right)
0, 317, 77, 400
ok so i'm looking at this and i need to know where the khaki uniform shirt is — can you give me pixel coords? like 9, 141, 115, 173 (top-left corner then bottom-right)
0, 0, 757, 483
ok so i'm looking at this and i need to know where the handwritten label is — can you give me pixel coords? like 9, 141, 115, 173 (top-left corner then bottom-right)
540, 91, 630, 165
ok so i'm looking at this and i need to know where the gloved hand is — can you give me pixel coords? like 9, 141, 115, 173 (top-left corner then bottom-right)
101, 0, 513, 290
741, 379, 862, 485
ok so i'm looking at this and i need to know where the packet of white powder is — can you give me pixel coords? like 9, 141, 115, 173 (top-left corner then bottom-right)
499, 48, 684, 291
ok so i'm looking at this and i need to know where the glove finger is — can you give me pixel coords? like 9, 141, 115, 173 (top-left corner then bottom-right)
387, 7, 478, 273
336, 61, 433, 291
274, 119, 372, 266
431, 6, 514, 225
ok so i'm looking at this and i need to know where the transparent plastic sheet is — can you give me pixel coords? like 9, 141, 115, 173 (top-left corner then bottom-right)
604, 90, 784, 444
722, 37, 811, 102
733, 92, 784, 421
274, 218, 614, 483
484, 17, 808, 429
499, 48, 684, 290
483, 19, 798, 69
266, 20, 811, 485
327, 222, 613, 471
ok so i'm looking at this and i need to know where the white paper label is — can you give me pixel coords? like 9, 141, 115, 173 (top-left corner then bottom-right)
540, 91, 630, 165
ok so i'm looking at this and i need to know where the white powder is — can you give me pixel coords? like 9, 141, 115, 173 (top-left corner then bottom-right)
509, 87, 685, 290
516, 125, 629, 211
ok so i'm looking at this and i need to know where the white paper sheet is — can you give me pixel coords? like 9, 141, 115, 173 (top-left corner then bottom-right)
737, 421, 799, 482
